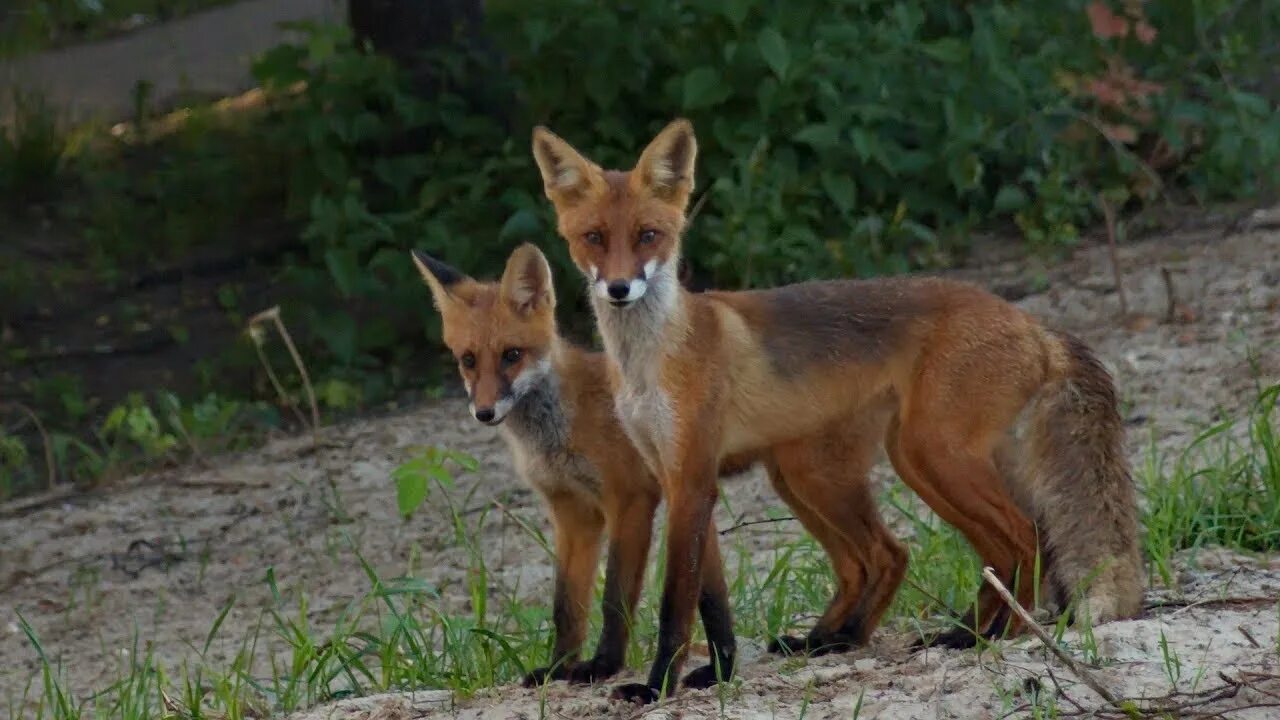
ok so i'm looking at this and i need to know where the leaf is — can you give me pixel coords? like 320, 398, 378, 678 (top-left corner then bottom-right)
1229, 90, 1269, 117
757, 28, 789, 79
446, 450, 480, 472
427, 463, 457, 490
499, 209, 541, 241
794, 124, 841, 150
682, 67, 731, 110
471, 627, 527, 673
820, 172, 857, 214
314, 311, 358, 364
919, 38, 967, 64
993, 185, 1030, 213
396, 472, 428, 518
324, 248, 361, 298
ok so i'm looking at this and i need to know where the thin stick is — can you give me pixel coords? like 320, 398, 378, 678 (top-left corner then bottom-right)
718, 515, 795, 535
0, 402, 56, 490
686, 187, 712, 227
1237, 625, 1261, 649
247, 317, 308, 429
980, 566, 1125, 709
1100, 196, 1129, 318
271, 311, 320, 434
247, 306, 320, 441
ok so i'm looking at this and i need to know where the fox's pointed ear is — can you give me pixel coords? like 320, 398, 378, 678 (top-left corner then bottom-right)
499, 243, 556, 315
410, 249, 473, 308
532, 126, 602, 208
634, 118, 697, 208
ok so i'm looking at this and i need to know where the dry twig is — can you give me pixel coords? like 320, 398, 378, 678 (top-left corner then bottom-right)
247, 306, 320, 440
981, 567, 1125, 709
718, 515, 796, 535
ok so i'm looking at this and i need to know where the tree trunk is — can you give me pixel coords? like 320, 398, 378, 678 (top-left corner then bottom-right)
346, 0, 509, 123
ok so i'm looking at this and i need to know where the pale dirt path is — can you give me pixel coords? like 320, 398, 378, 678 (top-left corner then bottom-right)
2, 223, 1278, 717
0, 0, 345, 127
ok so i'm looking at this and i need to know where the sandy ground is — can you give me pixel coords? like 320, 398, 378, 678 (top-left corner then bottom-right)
2, 219, 1279, 718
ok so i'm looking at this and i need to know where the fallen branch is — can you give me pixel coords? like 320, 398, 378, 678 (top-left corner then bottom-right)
980, 566, 1126, 710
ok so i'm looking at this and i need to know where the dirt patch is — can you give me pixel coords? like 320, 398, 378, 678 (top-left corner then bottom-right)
3, 223, 1279, 717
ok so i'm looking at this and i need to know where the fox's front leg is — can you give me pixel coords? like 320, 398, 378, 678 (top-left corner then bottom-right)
684, 520, 736, 689
566, 484, 660, 684
611, 450, 721, 704
523, 490, 605, 687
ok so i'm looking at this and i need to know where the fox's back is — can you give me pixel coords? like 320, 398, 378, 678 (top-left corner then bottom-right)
698, 275, 1034, 453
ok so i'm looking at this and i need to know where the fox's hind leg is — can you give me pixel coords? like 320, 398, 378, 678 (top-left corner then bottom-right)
886, 406, 1040, 649
762, 454, 868, 656
765, 418, 906, 656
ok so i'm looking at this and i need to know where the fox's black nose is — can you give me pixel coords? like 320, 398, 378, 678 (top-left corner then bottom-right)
474, 407, 495, 423
607, 281, 630, 300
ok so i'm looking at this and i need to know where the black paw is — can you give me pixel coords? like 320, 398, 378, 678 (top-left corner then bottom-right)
565, 655, 622, 684
914, 627, 979, 650
522, 663, 570, 687
768, 633, 858, 657
767, 635, 809, 655
681, 662, 732, 689
807, 636, 858, 657
610, 682, 660, 705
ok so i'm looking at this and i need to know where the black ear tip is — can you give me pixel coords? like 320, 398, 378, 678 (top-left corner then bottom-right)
411, 248, 464, 286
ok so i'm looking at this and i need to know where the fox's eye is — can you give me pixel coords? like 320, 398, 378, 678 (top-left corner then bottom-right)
638, 229, 657, 245
584, 231, 604, 246
460, 352, 476, 369
501, 348, 523, 364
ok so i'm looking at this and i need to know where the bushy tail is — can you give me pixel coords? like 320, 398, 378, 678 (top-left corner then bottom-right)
1025, 331, 1144, 623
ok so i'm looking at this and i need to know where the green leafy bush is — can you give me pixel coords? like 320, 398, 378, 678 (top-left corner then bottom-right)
253, 22, 543, 370
252, 1, 1279, 363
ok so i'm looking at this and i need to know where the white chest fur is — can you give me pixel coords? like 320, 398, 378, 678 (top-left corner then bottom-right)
612, 381, 672, 479
592, 274, 679, 478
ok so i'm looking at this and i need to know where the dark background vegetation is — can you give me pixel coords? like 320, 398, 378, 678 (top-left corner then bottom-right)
1, 0, 1278, 499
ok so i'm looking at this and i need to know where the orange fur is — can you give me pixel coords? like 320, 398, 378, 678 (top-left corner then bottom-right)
532, 120, 1144, 703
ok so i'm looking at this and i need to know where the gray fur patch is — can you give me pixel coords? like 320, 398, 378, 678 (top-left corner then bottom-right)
744, 278, 932, 376
503, 369, 601, 498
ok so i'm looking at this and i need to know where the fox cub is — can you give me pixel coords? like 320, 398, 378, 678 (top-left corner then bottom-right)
412, 244, 741, 688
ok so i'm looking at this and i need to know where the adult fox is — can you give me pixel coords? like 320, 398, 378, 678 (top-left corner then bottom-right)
411, 244, 908, 691
531, 119, 1144, 703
